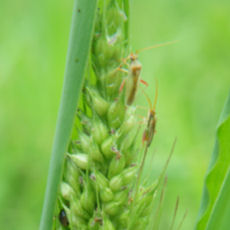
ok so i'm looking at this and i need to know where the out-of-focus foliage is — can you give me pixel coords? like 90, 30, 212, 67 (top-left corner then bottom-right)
196, 93, 230, 230
0, 0, 230, 229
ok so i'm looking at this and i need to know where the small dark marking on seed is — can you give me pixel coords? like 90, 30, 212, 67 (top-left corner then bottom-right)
94, 217, 103, 225
110, 129, 115, 134
78, 8, 81, 13
90, 173, 96, 180
121, 186, 127, 190
75, 58, 79, 63
79, 176, 83, 182
75, 140, 81, 145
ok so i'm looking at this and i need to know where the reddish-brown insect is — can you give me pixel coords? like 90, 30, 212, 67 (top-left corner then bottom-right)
118, 41, 177, 105
118, 52, 147, 105
142, 81, 158, 147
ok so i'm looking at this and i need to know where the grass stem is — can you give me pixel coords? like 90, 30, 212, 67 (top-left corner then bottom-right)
39, 1, 97, 229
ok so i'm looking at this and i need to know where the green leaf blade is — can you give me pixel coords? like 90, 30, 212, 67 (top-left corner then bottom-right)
39, 1, 98, 230
196, 91, 230, 230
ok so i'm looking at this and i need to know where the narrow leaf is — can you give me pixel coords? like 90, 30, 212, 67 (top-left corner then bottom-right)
195, 91, 230, 230
39, 1, 97, 230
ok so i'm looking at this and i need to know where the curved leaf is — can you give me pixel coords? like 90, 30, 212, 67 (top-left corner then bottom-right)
39, 1, 98, 230
195, 91, 230, 230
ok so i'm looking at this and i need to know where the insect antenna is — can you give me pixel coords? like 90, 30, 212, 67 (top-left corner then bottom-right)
136, 40, 178, 54
141, 78, 158, 113
153, 79, 158, 110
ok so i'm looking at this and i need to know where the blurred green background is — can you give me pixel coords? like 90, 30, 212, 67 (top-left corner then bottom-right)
0, 0, 230, 229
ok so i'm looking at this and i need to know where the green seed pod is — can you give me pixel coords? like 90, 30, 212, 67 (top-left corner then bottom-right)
118, 209, 129, 227
134, 202, 152, 219
135, 181, 158, 206
90, 143, 105, 163
94, 37, 109, 68
104, 69, 123, 98
94, 32, 122, 69
135, 186, 157, 215
120, 131, 136, 152
109, 174, 123, 191
114, 189, 128, 205
64, 159, 80, 194
78, 113, 92, 134
80, 183, 95, 215
71, 199, 90, 220
122, 166, 137, 185
101, 216, 115, 230
131, 218, 148, 230
78, 133, 91, 153
71, 214, 88, 230
106, 6, 126, 35
120, 107, 137, 135
123, 147, 136, 166
142, 180, 158, 196
101, 136, 116, 159
103, 201, 121, 216
100, 187, 114, 202
79, 133, 104, 163
88, 217, 101, 230
60, 182, 74, 201
92, 119, 108, 145
104, 38, 121, 65
92, 170, 109, 190
87, 88, 109, 117
139, 197, 154, 217
108, 155, 125, 179
69, 153, 89, 170
107, 101, 125, 129
134, 186, 145, 203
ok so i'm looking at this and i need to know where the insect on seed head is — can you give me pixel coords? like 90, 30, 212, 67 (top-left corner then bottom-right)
129, 59, 142, 78
129, 52, 138, 61
141, 80, 158, 147
59, 209, 69, 227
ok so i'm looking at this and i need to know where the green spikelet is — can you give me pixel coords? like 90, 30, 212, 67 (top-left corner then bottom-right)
55, 1, 158, 229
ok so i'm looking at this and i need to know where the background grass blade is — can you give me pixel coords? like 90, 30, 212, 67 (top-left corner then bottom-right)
195, 91, 230, 230
39, 1, 97, 230
206, 168, 230, 230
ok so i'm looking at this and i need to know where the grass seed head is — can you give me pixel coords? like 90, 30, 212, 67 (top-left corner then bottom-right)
56, 1, 164, 229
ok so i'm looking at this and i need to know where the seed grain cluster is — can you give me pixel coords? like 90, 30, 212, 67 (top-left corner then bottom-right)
56, 1, 157, 229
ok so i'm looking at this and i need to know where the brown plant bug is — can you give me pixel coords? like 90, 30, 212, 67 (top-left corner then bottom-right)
142, 79, 158, 147
130, 81, 158, 212
118, 40, 177, 105
118, 52, 147, 105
